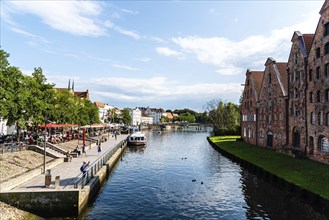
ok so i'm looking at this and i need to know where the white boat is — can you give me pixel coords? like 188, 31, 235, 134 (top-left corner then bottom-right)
127, 132, 147, 146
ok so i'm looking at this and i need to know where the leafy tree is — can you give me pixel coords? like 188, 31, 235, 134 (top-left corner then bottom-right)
205, 99, 240, 135
122, 108, 131, 125
107, 108, 118, 123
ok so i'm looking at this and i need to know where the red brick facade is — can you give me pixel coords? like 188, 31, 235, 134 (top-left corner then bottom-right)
241, 70, 263, 145
257, 58, 288, 149
240, 0, 329, 164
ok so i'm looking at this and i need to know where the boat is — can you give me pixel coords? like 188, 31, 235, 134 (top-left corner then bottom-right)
127, 132, 147, 146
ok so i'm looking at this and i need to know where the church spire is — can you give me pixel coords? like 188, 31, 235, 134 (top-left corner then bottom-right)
72, 80, 74, 91
68, 78, 71, 90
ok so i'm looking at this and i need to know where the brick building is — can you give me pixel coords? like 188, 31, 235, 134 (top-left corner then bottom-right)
306, 1, 329, 163
257, 58, 288, 149
287, 32, 314, 152
241, 69, 263, 145
240, 0, 329, 164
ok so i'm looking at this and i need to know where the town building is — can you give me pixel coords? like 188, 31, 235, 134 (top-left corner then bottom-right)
94, 102, 114, 123
306, 1, 329, 162
130, 108, 142, 126
241, 0, 329, 163
286, 32, 314, 152
141, 113, 153, 125
241, 69, 264, 145
144, 107, 165, 124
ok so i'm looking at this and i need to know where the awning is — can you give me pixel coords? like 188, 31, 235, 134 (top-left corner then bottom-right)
80, 124, 108, 129
38, 124, 78, 128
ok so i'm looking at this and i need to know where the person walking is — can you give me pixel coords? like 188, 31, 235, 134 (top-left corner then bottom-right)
80, 161, 90, 178
97, 143, 102, 155
82, 144, 87, 157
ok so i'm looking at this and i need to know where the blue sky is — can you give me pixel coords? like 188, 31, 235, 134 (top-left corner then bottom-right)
0, 0, 324, 111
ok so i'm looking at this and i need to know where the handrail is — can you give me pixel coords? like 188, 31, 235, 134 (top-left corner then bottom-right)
73, 140, 126, 189
46, 142, 67, 155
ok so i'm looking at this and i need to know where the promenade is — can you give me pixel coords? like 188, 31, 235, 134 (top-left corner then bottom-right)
10, 134, 128, 191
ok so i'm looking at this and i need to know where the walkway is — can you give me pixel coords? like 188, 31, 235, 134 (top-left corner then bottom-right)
11, 134, 128, 191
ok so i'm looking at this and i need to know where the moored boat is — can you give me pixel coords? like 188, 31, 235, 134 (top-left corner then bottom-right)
127, 132, 147, 146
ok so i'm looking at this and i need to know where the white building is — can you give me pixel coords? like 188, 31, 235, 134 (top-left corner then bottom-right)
141, 113, 153, 125
94, 102, 114, 123
0, 118, 16, 135
144, 107, 164, 124
130, 108, 142, 126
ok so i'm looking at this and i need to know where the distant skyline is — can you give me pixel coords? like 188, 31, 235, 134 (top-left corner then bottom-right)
0, 1, 324, 111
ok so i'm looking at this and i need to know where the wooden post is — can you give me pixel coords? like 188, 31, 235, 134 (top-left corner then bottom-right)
83, 128, 86, 145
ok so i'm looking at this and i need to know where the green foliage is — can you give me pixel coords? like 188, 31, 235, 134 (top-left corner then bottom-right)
122, 108, 131, 125
0, 49, 100, 132
173, 108, 208, 123
206, 99, 240, 135
178, 112, 196, 123
209, 137, 329, 200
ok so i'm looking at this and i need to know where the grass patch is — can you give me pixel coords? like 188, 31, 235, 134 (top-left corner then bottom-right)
209, 136, 329, 200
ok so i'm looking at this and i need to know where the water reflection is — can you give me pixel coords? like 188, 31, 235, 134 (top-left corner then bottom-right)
83, 131, 327, 220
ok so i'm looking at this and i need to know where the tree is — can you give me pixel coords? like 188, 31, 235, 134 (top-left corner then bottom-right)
122, 108, 131, 125
107, 108, 118, 123
205, 99, 240, 135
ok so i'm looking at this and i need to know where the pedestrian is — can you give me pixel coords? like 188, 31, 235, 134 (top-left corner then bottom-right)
80, 161, 90, 177
74, 145, 81, 156
97, 143, 102, 155
114, 131, 117, 140
82, 144, 87, 157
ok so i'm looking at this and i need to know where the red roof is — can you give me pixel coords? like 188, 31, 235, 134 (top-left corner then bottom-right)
302, 34, 314, 55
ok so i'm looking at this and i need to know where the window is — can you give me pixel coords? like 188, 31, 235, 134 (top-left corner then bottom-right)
316, 67, 320, 79
294, 88, 299, 98
309, 112, 314, 125
250, 101, 252, 108
326, 89, 329, 101
268, 87, 271, 97
326, 64, 329, 77
248, 128, 251, 138
325, 22, 329, 36
268, 115, 272, 125
247, 79, 249, 85
268, 73, 272, 84
316, 47, 321, 58
325, 43, 329, 55
319, 136, 329, 153
317, 90, 321, 102
243, 127, 246, 137
318, 112, 323, 125
294, 53, 298, 64
309, 69, 313, 81
310, 92, 314, 103
327, 112, 329, 126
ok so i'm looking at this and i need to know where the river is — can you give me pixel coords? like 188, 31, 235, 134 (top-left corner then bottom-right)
82, 131, 327, 220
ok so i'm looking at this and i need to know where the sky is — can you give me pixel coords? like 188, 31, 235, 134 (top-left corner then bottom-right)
0, 0, 324, 112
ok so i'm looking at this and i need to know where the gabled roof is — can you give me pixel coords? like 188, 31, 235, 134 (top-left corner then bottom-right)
94, 102, 105, 108
274, 62, 288, 96
303, 34, 315, 55
251, 71, 264, 96
74, 90, 89, 99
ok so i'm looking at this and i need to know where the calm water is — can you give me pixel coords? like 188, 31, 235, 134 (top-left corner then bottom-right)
82, 131, 327, 220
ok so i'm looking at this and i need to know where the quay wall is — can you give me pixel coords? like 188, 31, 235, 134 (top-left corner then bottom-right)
207, 137, 329, 215
78, 140, 127, 215
0, 140, 127, 217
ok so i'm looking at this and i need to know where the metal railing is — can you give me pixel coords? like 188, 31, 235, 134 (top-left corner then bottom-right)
73, 140, 127, 189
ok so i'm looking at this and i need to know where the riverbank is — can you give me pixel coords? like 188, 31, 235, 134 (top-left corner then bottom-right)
208, 136, 329, 200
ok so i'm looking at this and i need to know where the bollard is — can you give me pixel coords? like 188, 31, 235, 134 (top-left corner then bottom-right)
55, 176, 60, 189
45, 169, 51, 187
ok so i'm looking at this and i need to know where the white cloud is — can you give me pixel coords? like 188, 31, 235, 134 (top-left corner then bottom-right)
5, 1, 106, 36
121, 9, 139, 15
112, 64, 140, 71
156, 47, 182, 57
172, 9, 320, 75
114, 26, 141, 40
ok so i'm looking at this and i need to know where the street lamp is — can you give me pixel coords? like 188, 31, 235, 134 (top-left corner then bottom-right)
43, 119, 52, 174
90, 116, 94, 149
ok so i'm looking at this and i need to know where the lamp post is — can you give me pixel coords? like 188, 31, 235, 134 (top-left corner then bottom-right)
43, 119, 52, 174
90, 116, 94, 149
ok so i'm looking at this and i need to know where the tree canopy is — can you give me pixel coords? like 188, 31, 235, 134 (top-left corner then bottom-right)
0, 49, 99, 134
